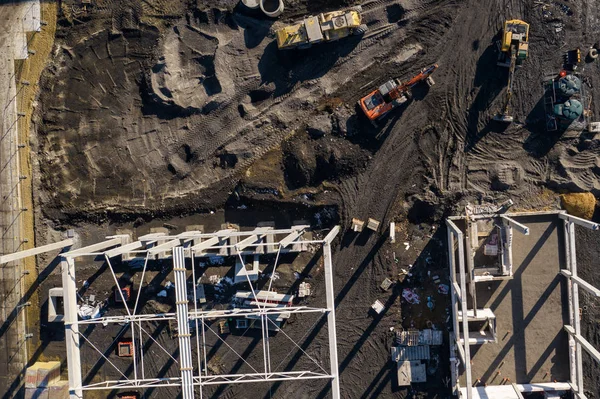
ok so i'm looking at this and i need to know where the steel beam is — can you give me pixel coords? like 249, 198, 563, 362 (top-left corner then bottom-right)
564, 220, 577, 387
104, 241, 143, 258
323, 225, 341, 244
501, 215, 530, 235
512, 383, 525, 399
568, 222, 585, 392
138, 232, 166, 242
0, 238, 73, 264
173, 247, 194, 399
81, 371, 332, 390
561, 270, 600, 298
323, 233, 340, 399
148, 239, 180, 256
234, 227, 271, 252
455, 337, 466, 364
73, 306, 328, 326
447, 225, 461, 362
559, 213, 600, 230
190, 236, 220, 253
446, 220, 462, 236
456, 226, 473, 399
279, 229, 305, 248
62, 256, 83, 398
63, 237, 122, 257
564, 325, 600, 363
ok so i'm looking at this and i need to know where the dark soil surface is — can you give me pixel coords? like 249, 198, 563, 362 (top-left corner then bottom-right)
29, 0, 600, 398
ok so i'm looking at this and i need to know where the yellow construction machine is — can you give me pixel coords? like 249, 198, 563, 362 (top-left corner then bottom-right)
494, 19, 529, 123
276, 7, 367, 50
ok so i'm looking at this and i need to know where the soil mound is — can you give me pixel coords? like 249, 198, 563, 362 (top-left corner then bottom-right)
560, 192, 596, 220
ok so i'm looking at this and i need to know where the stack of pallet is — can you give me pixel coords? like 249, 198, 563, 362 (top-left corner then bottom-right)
24, 361, 69, 398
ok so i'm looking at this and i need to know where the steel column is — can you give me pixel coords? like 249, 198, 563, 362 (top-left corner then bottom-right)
452, 221, 472, 399
323, 231, 340, 399
62, 256, 83, 398
173, 247, 194, 399
568, 222, 584, 393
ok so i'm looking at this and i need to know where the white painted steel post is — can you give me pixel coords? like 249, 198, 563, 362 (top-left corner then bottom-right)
447, 226, 460, 342
61, 256, 83, 398
568, 222, 584, 393
323, 226, 340, 399
447, 219, 473, 399
563, 220, 576, 387
173, 247, 194, 399
446, 224, 461, 394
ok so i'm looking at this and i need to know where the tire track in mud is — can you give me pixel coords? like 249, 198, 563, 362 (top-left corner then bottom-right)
426, 0, 510, 193
328, 1, 462, 218
166, 0, 457, 198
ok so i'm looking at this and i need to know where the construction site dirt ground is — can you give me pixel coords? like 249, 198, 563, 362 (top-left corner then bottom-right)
19, 0, 600, 397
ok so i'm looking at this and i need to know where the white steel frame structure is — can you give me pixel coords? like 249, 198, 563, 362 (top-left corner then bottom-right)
447, 210, 600, 399
57, 225, 341, 399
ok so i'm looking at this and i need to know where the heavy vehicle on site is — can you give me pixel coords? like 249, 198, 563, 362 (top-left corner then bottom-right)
358, 64, 438, 121
275, 7, 367, 50
494, 19, 529, 123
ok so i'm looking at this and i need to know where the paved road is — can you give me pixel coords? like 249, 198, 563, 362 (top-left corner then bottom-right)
0, 1, 40, 397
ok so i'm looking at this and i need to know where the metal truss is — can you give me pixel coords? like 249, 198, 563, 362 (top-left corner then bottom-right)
80, 371, 332, 390
57, 225, 341, 399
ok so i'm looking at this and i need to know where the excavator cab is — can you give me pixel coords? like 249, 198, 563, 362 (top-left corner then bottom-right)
358, 64, 438, 121
498, 20, 529, 67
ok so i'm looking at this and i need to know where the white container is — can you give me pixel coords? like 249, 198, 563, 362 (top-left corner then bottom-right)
260, 0, 284, 17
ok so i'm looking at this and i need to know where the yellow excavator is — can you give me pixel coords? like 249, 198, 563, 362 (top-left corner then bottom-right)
494, 19, 529, 123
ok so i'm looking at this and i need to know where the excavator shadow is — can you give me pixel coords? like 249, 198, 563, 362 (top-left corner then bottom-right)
464, 43, 508, 152
257, 33, 363, 97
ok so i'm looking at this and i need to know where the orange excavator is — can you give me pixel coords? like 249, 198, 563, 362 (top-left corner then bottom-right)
358, 64, 438, 121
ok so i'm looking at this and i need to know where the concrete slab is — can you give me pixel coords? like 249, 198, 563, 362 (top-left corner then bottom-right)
461, 215, 570, 385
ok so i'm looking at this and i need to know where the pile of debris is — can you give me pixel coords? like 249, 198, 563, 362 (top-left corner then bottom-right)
391, 329, 443, 387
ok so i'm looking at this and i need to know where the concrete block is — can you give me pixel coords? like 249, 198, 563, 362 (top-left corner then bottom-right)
35, 361, 60, 387
367, 218, 380, 232
371, 300, 385, 314
380, 278, 393, 291
149, 227, 170, 259
47, 380, 69, 399
48, 287, 64, 323
25, 388, 48, 399
351, 218, 364, 232
220, 223, 239, 256
184, 225, 204, 247
25, 364, 42, 388
115, 229, 134, 260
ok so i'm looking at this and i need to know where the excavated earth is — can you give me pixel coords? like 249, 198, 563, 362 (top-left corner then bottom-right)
32, 0, 600, 398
